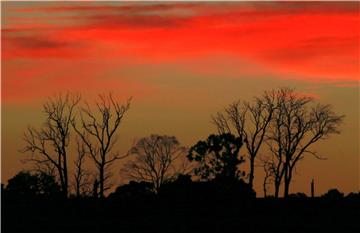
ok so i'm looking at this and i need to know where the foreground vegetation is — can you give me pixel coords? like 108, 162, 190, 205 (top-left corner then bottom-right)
2, 87, 356, 232
2, 176, 360, 233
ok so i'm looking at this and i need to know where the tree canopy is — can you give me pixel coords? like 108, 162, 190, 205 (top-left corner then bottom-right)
187, 133, 244, 182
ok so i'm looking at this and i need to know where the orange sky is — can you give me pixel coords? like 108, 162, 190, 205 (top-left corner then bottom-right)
2, 2, 359, 196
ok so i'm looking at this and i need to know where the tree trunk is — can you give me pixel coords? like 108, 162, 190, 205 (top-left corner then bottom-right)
76, 181, 80, 198
99, 165, 104, 198
274, 180, 280, 198
249, 155, 255, 190
56, 163, 67, 198
282, 159, 291, 198
263, 179, 267, 198
283, 173, 292, 198
63, 154, 68, 197
283, 165, 292, 198
283, 179, 290, 198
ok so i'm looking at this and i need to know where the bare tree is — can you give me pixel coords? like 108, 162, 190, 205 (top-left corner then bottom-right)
259, 156, 276, 198
31, 160, 57, 179
73, 138, 92, 197
212, 91, 275, 190
266, 88, 344, 198
73, 94, 131, 198
22, 93, 81, 197
122, 135, 187, 192
175, 152, 194, 176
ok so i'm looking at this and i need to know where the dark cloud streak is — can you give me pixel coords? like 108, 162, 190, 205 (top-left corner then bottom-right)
265, 36, 358, 62
13, 2, 359, 15
4, 34, 69, 49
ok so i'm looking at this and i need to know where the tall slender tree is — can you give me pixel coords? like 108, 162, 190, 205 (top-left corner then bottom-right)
73, 138, 92, 197
212, 91, 275, 189
73, 94, 131, 198
265, 88, 344, 198
23, 93, 80, 197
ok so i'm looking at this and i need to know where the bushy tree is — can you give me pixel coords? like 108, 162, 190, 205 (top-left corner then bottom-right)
322, 189, 344, 200
108, 181, 154, 201
187, 133, 244, 182
5, 171, 61, 199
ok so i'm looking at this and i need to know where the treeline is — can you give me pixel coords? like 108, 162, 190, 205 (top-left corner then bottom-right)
3, 88, 347, 199
3, 168, 359, 201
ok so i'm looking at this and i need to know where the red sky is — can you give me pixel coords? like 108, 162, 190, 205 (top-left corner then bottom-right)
2, 2, 359, 103
2, 2, 359, 195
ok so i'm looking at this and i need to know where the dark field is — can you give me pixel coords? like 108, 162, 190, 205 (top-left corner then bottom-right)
3, 195, 360, 233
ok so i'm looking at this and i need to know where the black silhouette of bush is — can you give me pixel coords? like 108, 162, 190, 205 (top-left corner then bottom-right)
5, 170, 61, 200
159, 174, 255, 202
345, 192, 360, 201
288, 192, 308, 199
108, 181, 154, 201
322, 188, 344, 200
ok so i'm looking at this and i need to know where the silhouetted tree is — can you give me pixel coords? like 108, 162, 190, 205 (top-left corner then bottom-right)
212, 91, 275, 190
73, 94, 131, 198
109, 181, 154, 200
72, 138, 92, 197
158, 174, 194, 200
322, 188, 344, 200
122, 135, 188, 192
261, 156, 275, 198
265, 88, 344, 198
22, 93, 81, 197
288, 192, 308, 199
6, 171, 38, 198
187, 133, 244, 182
5, 171, 61, 199
92, 179, 99, 198
346, 192, 360, 201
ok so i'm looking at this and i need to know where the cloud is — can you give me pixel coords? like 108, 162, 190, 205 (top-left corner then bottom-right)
86, 14, 189, 29
6, 35, 68, 49
2, 57, 155, 105
12, 2, 359, 15
2, 1, 359, 104
2, 32, 84, 59
13, 3, 198, 14
267, 36, 357, 61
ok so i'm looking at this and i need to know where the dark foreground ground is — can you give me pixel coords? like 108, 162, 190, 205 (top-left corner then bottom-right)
2, 196, 360, 233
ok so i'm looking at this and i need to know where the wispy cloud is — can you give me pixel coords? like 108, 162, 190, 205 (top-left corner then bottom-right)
2, 2, 359, 104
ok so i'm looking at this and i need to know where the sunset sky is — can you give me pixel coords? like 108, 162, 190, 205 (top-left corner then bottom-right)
2, 2, 359, 196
